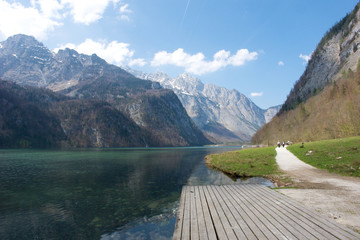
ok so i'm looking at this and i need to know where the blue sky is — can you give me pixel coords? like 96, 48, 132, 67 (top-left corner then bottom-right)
0, 0, 358, 109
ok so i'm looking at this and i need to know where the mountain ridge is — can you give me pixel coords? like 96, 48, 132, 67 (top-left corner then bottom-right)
0, 34, 210, 147
126, 68, 281, 142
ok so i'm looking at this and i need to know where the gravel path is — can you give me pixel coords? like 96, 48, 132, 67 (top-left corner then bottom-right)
275, 146, 360, 232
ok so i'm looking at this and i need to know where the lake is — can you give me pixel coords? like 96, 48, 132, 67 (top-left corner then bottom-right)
0, 147, 273, 239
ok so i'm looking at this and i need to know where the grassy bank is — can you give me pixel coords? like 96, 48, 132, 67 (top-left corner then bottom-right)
206, 147, 278, 178
287, 136, 360, 177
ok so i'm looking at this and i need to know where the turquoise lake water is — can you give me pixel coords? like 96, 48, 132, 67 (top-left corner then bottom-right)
0, 147, 273, 239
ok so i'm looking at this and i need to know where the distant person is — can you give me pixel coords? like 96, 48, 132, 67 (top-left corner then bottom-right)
277, 141, 280, 148
282, 141, 285, 147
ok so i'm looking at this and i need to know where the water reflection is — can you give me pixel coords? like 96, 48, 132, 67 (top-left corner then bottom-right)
186, 158, 274, 187
101, 147, 273, 240
0, 147, 272, 240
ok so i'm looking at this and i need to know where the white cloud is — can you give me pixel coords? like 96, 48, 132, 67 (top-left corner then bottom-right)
61, 0, 121, 25
55, 38, 146, 67
278, 61, 284, 66
299, 53, 312, 64
120, 3, 132, 13
0, 0, 62, 40
0, 0, 126, 40
151, 48, 258, 75
250, 92, 263, 97
229, 49, 258, 66
120, 14, 131, 21
119, 3, 132, 21
129, 58, 146, 67
31, 0, 63, 18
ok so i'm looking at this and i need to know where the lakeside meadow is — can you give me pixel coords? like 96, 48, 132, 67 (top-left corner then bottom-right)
287, 136, 360, 177
205, 147, 278, 178
207, 136, 360, 180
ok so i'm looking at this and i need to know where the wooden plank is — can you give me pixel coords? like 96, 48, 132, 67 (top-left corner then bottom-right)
189, 186, 199, 240
210, 186, 248, 239
254, 184, 360, 240
228, 185, 287, 239
173, 186, 186, 240
232, 184, 301, 240
221, 185, 273, 239
202, 185, 228, 239
250, 184, 352, 239
194, 186, 208, 240
215, 185, 258, 240
224, 185, 279, 240
240, 184, 317, 239
198, 186, 217, 240
219, 185, 267, 239
238, 184, 316, 240
182, 186, 191, 240
246, 184, 334, 239
206, 186, 239, 240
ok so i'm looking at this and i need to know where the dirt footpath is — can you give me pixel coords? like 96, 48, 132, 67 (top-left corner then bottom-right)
275, 146, 360, 232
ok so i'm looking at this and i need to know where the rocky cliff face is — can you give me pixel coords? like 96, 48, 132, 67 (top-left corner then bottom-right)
0, 34, 210, 147
264, 105, 282, 123
282, 3, 360, 112
129, 70, 280, 142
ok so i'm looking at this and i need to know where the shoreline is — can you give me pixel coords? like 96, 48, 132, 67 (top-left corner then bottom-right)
205, 138, 360, 232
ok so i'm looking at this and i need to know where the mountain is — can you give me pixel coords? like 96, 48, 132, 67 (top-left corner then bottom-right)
0, 79, 150, 148
0, 80, 67, 148
253, 2, 360, 144
0, 34, 211, 147
252, 68, 360, 144
127, 69, 281, 142
281, 3, 360, 113
0, 34, 136, 90
264, 105, 282, 123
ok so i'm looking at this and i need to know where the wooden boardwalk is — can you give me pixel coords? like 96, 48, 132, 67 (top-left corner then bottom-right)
173, 184, 360, 240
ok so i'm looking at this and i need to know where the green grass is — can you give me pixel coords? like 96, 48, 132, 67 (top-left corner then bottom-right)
206, 147, 278, 178
287, 136, 360, 177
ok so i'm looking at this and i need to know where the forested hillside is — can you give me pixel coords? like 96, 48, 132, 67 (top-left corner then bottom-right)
252, 68, 360, 145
